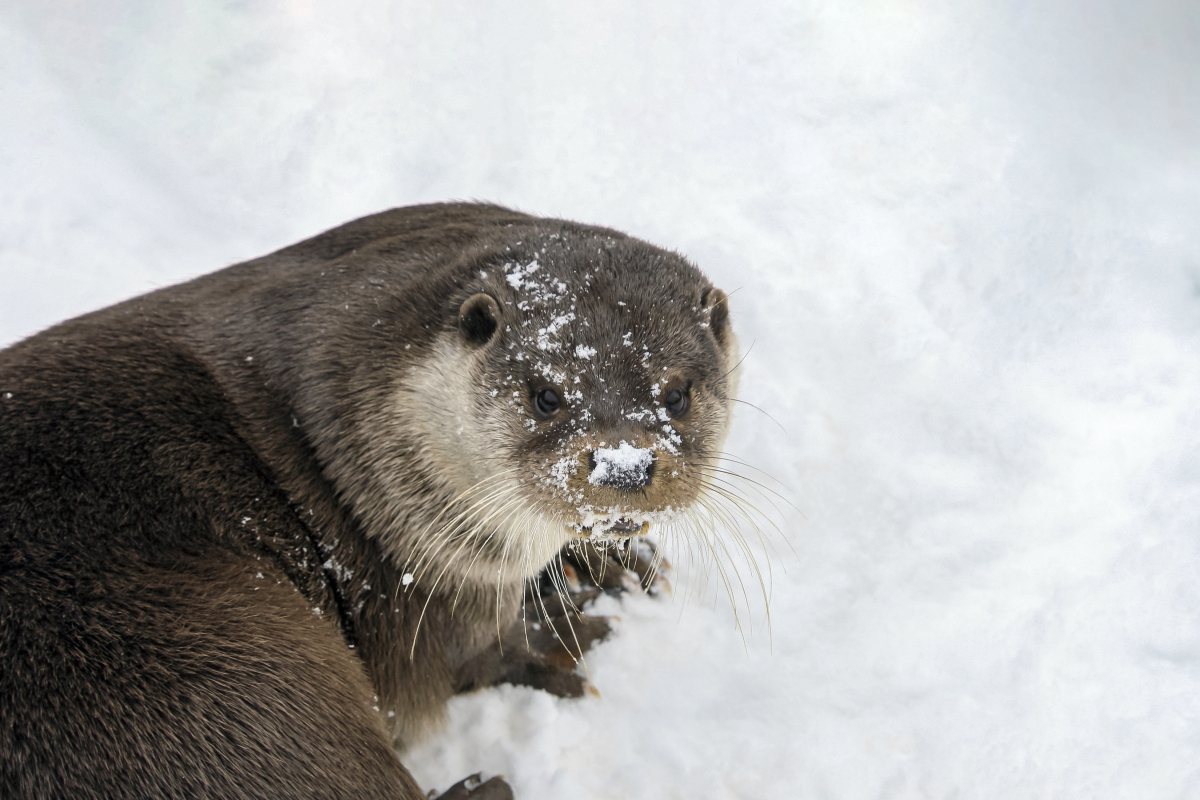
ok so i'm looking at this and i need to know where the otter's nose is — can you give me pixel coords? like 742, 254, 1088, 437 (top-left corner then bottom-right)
587, 442, 655, 491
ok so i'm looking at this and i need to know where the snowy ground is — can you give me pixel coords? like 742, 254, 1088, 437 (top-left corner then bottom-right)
4, 2, 1200, 798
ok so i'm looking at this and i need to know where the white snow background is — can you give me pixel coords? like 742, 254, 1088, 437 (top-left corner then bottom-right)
4, 1, 1200, 797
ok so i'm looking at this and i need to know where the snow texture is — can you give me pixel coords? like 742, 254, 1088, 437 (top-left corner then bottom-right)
3, 2, 1200, 798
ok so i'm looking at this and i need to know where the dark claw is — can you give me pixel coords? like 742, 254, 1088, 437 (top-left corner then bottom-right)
433, 773, 514, 800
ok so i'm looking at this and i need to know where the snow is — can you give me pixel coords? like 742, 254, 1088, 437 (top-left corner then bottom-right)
3, 1, 1200, 798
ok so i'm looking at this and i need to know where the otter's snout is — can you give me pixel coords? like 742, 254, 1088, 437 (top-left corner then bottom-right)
587, 442, 655, 491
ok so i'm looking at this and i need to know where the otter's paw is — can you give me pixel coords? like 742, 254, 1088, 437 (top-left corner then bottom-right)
453, 590, 611, 698
431, 773, 513, 800
558, 539, 672, 603
453, 540, 670, 699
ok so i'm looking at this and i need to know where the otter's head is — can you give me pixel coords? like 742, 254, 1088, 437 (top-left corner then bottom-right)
385, 226, 738, 593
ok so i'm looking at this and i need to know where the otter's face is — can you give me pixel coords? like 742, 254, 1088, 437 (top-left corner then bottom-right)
402, 233, 738, 585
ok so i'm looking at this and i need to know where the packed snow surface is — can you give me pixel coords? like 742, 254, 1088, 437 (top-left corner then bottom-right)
3, 1, 1200, 798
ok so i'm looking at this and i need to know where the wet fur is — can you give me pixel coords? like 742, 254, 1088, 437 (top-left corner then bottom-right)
0, 203, 735, 798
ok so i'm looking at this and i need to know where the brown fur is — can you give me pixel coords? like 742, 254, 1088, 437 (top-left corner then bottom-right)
0, 203, 736, 798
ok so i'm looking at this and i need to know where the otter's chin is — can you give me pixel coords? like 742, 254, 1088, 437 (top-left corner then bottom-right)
569, 518, 651, 540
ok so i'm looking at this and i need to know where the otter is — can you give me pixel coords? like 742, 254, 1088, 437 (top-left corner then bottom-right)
0, 203, 738, 799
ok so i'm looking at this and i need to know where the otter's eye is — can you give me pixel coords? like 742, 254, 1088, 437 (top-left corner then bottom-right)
534, 388, 561, 418
664, 387, 690, 418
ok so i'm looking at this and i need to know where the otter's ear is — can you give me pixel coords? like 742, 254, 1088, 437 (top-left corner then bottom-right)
700, 287, 730, 346
459, 293, 501, 346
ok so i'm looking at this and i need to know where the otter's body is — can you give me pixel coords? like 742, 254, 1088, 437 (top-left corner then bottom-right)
0, 204, 737, 798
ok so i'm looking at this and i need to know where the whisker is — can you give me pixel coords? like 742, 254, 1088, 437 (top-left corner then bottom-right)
731, 398, 788, 434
